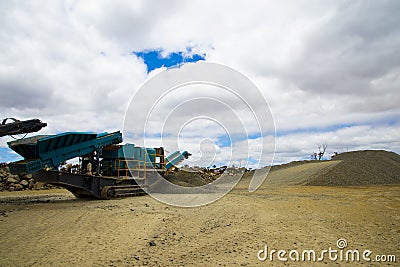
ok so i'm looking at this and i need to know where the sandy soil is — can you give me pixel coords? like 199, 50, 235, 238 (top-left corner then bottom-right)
0, 173, 399, 266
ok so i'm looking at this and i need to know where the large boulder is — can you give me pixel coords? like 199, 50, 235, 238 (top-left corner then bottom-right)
0, 169, 7, 178
21, 174, 32, 180
14, 184, 24, 191
28, 179, 35, 189
6, 176, 19, 184
20, 180, 29, 187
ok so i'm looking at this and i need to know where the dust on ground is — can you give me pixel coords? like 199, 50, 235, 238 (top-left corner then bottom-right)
0, 150, 399, 266
1, 187, 399, 266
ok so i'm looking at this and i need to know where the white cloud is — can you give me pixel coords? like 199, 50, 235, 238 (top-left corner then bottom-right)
274, 123, 400, 163
1, 0, 399, 165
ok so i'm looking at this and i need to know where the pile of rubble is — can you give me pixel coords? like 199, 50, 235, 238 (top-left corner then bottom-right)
195, 169, 222, 183
0, 166, 52, 192
306, 150, 400, 186
165, 166, 248, 187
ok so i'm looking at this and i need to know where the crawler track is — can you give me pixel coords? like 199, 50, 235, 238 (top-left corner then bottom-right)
100, 185, 147, 199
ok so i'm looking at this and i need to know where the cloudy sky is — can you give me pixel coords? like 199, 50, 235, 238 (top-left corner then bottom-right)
1, 0, 399, 167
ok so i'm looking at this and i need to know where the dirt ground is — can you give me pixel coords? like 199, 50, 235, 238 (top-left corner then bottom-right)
0, 170, 399, 266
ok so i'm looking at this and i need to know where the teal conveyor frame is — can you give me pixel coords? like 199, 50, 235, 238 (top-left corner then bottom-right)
7, 131, 123, 175
165, 151, 191, 170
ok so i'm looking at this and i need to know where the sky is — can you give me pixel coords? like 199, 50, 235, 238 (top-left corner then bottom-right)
1, 0, 400, 167
133, 48, 205, 73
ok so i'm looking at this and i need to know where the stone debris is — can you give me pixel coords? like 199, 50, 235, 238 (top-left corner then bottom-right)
0, 166, 55, 192
306, 150, 400, 186
164, 166, 247, 187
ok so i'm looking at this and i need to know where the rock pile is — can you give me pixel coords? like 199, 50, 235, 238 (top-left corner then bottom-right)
306, 150, 400, 186
164, 171, 210, 187
0, 166, 52, 191
164, 167, 247, 187
164, 169, 223, 187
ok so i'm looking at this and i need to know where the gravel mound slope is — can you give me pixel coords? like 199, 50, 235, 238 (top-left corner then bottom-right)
306, 150, 400, 186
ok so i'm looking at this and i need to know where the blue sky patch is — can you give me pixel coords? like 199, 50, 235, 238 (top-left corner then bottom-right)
133, 48, 206, 73
0, 147, 22, 163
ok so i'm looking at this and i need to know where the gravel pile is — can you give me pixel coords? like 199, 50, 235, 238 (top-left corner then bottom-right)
0, 166, 53, 191
270, 160, 315, 171
306, 150, 400, 186
164, 170, 217, 187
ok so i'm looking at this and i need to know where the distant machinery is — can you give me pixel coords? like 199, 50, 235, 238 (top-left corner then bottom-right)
7, 131, 191, 199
